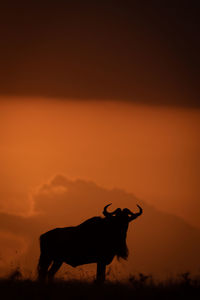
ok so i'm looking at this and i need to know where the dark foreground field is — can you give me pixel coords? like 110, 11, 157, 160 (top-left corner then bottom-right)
0, 274, 200, 300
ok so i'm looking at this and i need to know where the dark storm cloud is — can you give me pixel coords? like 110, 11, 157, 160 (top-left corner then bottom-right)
0, 1, 199, 106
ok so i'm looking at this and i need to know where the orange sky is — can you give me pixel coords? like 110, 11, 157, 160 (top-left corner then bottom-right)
0, 97, 199, 228
1, 2, 199, 279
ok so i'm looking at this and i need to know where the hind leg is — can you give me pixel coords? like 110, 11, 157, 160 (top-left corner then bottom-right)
47, 260, 63, 282
38, 254, 52, 282
96, 262, 106, 283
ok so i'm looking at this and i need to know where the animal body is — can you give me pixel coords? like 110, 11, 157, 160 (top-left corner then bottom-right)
38, 204, 143, 282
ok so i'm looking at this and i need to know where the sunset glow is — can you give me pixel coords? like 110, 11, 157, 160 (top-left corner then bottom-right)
0, 97, 200, 278
1, 98, 199, 225
1, 1, 200, 285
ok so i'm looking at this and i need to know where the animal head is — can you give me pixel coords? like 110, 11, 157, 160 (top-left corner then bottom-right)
102, 203, 143, 260
103, 203, 143, 223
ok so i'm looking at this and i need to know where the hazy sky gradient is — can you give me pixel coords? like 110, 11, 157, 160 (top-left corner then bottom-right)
1, 98, 199, 228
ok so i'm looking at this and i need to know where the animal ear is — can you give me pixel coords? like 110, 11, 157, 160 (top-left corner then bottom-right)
103, 205, 122, 217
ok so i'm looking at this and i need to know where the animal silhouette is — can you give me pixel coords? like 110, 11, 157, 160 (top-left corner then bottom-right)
38, 204, 143, 282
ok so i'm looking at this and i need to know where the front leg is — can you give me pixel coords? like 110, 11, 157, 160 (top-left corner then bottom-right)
47, 260, 63, 282
96, 262, 106, 282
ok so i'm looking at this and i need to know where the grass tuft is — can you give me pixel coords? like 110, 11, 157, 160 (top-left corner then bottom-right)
0, 272, 199, 300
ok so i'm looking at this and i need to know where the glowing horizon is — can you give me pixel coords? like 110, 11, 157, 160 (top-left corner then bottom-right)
1, 97, 199, 227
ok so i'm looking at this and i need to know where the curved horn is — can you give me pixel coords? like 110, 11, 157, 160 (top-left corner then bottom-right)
103, 204, 112, 217
103, 204, 121, 217
128, 204, 143, 221
135, 204, 143, 217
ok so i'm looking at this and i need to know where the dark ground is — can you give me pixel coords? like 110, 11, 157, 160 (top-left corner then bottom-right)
0, 272, 200, 300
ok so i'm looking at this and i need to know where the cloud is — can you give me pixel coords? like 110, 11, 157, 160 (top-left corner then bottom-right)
33, 175, 140, 224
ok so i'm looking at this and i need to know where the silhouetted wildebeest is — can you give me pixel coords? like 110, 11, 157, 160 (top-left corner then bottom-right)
38, 204, 143, 282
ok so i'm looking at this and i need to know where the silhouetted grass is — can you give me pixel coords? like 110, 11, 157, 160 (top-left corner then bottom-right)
0, 272, 199, 300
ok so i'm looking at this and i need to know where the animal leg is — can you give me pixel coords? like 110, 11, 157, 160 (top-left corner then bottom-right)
38, 254, 52, 282
96, 262, 106, 283
47, 260, 63, 281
